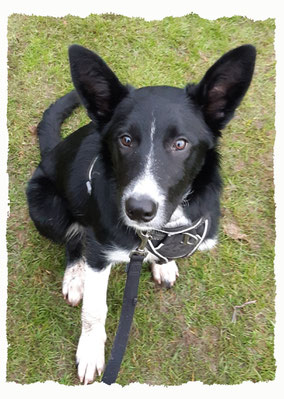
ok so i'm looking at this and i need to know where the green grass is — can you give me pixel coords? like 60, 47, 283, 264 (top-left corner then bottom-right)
7, 13, 275, 385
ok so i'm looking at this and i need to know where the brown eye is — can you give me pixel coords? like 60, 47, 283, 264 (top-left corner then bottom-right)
173, 139, 187, 151
120, 135, 132, 147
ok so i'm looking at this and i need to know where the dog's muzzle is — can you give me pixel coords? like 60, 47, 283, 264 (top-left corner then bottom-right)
125, 196, 158, 223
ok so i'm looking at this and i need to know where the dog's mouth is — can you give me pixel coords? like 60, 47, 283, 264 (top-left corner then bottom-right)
124, 218, 163, 232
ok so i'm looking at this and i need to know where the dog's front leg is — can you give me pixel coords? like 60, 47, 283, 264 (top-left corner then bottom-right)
76, 262, 111, 384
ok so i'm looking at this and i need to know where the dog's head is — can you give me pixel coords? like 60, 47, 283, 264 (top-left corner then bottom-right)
69, 44, 256, 231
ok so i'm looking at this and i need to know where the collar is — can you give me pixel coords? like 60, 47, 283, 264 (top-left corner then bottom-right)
86, 155, 100, 195
135, 216, 210, 264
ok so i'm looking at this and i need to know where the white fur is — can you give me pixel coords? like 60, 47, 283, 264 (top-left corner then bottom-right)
121, 117, 167, 230
104, 247, 131, 264
76, 264, 111, 384
151, 260, 179, 287
104, 243, 163, 265
62, 258, 86, 306
122, 175, 166, 231
198, 237, 218, 251
65, 222, 85, 241
164, 205, 192, 228
150, 116, 156, 142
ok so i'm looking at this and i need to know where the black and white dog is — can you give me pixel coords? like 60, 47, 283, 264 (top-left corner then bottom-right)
26, 44, 256, 384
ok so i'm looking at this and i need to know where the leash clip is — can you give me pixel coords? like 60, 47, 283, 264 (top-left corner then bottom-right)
130, 231, 151, 257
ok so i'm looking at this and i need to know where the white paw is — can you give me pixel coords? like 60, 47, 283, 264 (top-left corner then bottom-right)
76, 328, 106, 384
62, 259, 85, 306
151, 260, 179, 288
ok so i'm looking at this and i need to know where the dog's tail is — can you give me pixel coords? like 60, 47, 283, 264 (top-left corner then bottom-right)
37, 90, 81, 158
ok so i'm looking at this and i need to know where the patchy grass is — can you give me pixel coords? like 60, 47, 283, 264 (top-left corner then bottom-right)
7, 13, 275, 386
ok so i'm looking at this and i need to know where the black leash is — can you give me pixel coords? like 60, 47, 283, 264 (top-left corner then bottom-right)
102, 232, 149, 385
102, 218, 209, 385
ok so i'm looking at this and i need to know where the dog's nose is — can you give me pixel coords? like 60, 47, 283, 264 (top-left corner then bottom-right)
125, 196, 158, 223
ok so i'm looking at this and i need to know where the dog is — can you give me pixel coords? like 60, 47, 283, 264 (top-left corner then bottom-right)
26, 44, 256, 384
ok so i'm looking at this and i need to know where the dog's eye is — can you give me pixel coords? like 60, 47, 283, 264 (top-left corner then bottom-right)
120, 135, 132, 147
173, 139, 187, 151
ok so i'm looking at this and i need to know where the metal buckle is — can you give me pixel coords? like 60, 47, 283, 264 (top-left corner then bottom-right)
130, 231, 152, 257
182, 233, 200, 245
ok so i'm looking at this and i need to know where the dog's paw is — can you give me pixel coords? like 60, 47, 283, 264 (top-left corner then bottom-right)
76, 329, 106, 385
151, 260, 179, 288
62, 259, 85, 306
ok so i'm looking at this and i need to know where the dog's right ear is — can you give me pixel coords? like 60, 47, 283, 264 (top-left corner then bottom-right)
69, 45, 129, 126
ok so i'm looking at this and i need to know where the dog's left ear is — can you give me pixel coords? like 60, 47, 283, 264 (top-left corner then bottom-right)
187, 45, 256, 131
69, 45, 129, 126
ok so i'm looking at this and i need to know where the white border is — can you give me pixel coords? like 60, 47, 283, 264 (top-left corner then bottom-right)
1, 1, 282, 398
0, 0, 282, 20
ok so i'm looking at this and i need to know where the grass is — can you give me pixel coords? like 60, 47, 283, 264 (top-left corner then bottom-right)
7, 13, 275, 386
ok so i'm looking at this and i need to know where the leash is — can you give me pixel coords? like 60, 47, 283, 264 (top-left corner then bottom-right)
102, 232, 150, 385
102, 217, 209, 385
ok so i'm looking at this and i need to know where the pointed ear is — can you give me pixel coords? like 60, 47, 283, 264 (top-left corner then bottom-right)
187, 45, 256, 131
68, 45, 129, 126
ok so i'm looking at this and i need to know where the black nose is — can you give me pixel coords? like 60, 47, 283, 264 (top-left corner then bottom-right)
125, 196, 158, 223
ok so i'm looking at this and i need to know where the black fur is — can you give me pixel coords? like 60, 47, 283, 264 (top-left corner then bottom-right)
27, 44, 256, 272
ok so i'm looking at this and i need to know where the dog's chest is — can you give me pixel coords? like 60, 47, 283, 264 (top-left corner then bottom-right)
164, 206, 191, 228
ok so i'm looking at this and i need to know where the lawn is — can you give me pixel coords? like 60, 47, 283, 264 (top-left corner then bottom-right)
7, 13, 275, 386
